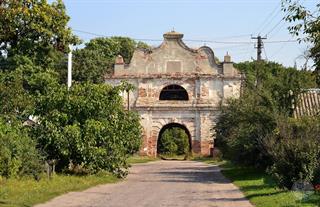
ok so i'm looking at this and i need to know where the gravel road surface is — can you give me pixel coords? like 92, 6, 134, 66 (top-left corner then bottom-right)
35, 160, 253, 207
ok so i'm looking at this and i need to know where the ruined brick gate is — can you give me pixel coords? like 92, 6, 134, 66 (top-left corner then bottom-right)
106, 31, 241, 156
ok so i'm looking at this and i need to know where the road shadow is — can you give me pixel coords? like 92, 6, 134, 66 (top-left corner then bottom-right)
143, 164, 230, 184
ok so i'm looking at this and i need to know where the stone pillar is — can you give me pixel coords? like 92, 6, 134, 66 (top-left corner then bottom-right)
199, 112, 214, 156
114, 55, 124, 74
223, 53, 236, 76
193, 110, 201, 154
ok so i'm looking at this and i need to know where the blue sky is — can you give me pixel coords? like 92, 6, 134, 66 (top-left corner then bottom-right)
62, 0, 318, 69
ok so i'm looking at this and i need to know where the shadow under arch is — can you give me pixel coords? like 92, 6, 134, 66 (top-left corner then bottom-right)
157, 122, 192, 157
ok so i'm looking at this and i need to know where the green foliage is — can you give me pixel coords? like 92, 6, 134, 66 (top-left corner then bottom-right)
0, 0, 79, 68
216, 60, 319, 189
0, 172, 119, 207
0, 119, 42, 178
158, 131, 178, 155
127, 155, 159, 164
236, 61, 316, 115
32, 82, 142, 177
0, 0, 143, 180
265, 117, 320, 189
158, 127, 189, 156
71, 49, 109, 83
72, 37, 150, 83
0, 56, 61, 121
221, 162, 320, 207
216, 61, 317, 167
0, 69, 33, 120
282, 0, 320, 86
216, 92, 277, 167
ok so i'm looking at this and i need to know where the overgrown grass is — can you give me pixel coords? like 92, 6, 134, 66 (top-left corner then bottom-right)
220, 163, 320, 207
127, 155, 159, 164
0, 173, 119, 207
0, 155, 159, 207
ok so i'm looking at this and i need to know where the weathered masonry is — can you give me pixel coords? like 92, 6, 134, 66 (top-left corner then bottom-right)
105, 31, 241, 156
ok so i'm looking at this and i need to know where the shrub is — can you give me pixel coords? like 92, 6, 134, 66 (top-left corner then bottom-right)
215, 91, 277, 167
265, 117, 320, 189
158, 127, 189, 156
0, 119, 42, 178
32, 82, 142, 177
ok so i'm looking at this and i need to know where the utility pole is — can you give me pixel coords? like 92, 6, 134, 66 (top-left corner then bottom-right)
251, 35, 266, 89
67, 45, 73, 90
251, 35, 267, 61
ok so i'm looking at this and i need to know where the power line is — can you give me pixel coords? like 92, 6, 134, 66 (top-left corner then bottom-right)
184, 39, 253, 44
265, 18, 284, 37
264, 40, 297, 43
210, 34, 252, 40
267, 20, 287, 39
214, 44, 252, 50
265, 0, 307, 38
73, 29, 297, 45
270, 38, 294, 59
73, 29, 163, 42
256, 2, 282, 35
73, 29, 253, 44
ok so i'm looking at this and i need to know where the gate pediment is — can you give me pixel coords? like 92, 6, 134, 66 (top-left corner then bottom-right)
113, 31, 229, 76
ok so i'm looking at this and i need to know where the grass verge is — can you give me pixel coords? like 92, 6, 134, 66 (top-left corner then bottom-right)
191, 156, 226, 165
127, 155, 159, 164
0, 173, 119, 207
0, 155, 158, 207
220, 162, 320, 207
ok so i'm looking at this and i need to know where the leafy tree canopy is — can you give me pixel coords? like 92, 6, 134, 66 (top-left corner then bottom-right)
0, 1, 143, 179
158, 127, 190, 156
0, 0, 79, 69
72, 37, 150, 83
282, 0, 320, 85
32, 82, 142, 177
216, 61, 317, 167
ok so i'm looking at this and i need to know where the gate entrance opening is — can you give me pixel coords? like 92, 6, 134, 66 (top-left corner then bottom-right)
157, 123, 191, 158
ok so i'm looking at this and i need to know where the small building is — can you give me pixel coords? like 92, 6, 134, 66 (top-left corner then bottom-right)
105, 31, 242, 156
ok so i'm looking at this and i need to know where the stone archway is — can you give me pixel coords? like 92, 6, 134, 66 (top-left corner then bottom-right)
157, 122, 192, 156
147, 118, 197, 157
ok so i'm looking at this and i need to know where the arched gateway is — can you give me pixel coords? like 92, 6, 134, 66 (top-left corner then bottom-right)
106, 31, 242, 156
157, 122, 192, 154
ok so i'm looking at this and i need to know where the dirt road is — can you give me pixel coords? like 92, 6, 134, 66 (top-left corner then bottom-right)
35, 160, 253, 207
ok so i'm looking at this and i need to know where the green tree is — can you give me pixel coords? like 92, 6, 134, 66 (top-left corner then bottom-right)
0, 0, 79, 179
282, 0, 320, 85
158, 127, 189, 156
32, 82, 142, 177
0, 55, 61, 121
265, 117, 320, 189
0, 69, 32, 120
158, 130, 178, 155
0, 118, 42, 178
215, 91, 277, 167
72, 37, 150, 83
216, 61, 317, 167
236, 61, 316, 115
71, 49, 109, 83
0, 0, 79, 68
